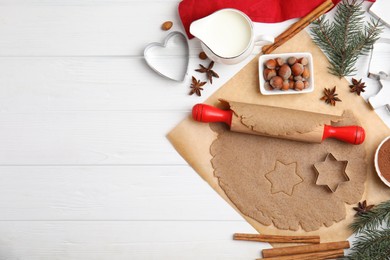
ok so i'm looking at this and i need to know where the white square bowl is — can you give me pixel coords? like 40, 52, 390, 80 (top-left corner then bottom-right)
259, 52, 314, 95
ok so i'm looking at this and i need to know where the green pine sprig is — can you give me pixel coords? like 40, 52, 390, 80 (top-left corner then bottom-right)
310, 0, 383, 78
349, 199, 390, 233
343, 229, 390, 260
342, 200, 390, 259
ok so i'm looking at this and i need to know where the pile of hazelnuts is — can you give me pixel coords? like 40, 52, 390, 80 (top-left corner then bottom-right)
263, 56, 310, 91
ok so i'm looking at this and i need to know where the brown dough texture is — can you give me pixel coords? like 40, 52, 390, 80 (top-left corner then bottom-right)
224, 99, 342, 136
210, 110, 366, 231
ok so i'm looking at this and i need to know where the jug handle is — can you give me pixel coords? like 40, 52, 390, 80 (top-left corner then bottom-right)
254, 35, 274, 46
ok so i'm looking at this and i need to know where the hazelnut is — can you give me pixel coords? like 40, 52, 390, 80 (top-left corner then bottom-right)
264, 81, 273, 90
287, 57, 297, 65
302, 66, 310, 79
294, 80, 304, 91
291, 63, 304, 76
263, 69, 277, 81
199, 52, 207, 60
282, 80, 290, 91
270, 76, 283, 89
289, 80, 294, 89
304, 81, 310, 89
294, 76, 303, 81
161, 21, 173, 31
289, 75, 294, 81
298, 57, 309, 66
265, 59, 277, 69
278, 64, 292, 80
276, 58, 285, 66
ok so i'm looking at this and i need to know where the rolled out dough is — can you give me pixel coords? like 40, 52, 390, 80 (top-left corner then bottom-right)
210, 110, 366, 231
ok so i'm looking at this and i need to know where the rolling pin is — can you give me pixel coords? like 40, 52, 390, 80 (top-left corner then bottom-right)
192, 103, 365, 145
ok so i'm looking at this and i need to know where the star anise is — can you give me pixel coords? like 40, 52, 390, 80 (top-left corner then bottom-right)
320, 86, 342, 106
349, 78, 366, 96
353, 200, 375, 216
189, 76, 206, 96
195, 61, 219, 84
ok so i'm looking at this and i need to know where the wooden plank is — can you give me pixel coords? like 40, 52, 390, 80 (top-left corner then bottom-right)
0, 111, 188, 165
0, 165, 242, 220
0, 221, 269, 260
0, 57, 231, 112
0, 2, 296, 56
0, 3, 191, 56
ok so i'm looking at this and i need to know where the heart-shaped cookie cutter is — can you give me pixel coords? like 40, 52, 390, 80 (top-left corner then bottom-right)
144, 31, 189, 82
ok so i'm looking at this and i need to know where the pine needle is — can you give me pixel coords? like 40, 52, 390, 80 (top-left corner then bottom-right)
343, 200, 390, 259
310, 0, 383, 78
349, 200, 390, 233
343, 229, 390, 260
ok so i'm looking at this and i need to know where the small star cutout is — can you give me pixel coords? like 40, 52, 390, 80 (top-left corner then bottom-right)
314, 153, 349, 192
265, 161, 303, 196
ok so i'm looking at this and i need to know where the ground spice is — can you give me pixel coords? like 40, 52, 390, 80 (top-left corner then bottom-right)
378, 138, 390, 182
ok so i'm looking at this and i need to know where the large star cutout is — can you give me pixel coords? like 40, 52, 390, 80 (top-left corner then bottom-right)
314, 153, 349, 192
265, 161, 303, 196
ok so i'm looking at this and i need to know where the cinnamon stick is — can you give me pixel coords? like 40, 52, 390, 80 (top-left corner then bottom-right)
262, 241, 350, 258
257, 249, 344, 260
233, 233, 320, 244
261, 0, 334, 54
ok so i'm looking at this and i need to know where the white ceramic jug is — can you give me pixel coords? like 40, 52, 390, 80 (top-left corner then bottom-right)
190, 9, 274, 65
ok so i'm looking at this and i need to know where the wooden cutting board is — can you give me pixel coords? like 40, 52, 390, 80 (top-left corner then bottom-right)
168, 30, 390, 242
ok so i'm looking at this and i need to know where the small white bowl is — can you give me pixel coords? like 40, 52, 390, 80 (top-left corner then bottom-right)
259, 52, 314, 95
374, 136, 390, 188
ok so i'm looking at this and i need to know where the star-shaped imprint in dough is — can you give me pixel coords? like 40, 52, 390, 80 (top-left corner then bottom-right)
313, 153, 349, 192
265, 161, 303, 196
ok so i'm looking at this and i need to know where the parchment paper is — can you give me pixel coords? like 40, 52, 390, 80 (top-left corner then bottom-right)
167, 31, 390, 242
210, 110, 365, 232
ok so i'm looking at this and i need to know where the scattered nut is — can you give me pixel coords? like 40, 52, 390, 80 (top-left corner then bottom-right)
161, 21, 173, 31
278, 64, 292, 80
199, 52, 207, 60
270, 76, 283, 89
265, 59, 277, 69
263, 68, 277, 81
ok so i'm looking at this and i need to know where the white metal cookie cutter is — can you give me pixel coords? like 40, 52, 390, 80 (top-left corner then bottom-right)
144, 31, 189, 82
367, 37, 390, 112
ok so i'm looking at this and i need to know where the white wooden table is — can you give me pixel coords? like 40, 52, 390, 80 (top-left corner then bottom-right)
0, 1, 388, 259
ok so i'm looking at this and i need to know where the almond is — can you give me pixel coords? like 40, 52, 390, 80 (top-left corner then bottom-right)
199, 52, 207, 60
161, 21, 173, 31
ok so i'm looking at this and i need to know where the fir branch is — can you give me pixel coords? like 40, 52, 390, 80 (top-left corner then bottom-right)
349, 200, 390, 233
349, 18, 383, 58
342, 228, 390, 260
310, 0, 383, 78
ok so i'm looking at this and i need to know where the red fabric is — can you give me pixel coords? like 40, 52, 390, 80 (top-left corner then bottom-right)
178, 0, 375, 39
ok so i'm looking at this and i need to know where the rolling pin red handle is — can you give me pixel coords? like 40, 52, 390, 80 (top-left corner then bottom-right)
322, 125, 365, 145
192, 103, 366, 145
192, 103, 233, 126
